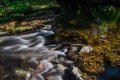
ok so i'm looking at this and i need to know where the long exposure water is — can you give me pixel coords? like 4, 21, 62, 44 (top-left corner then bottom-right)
0, 29, 84, 80
0, 27, 120, 80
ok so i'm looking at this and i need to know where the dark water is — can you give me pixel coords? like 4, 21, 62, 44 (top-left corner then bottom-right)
0, 29, 84, 80
97, 67, 120, 80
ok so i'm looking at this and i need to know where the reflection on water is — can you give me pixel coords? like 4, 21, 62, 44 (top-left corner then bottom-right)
97, 67, 120, 80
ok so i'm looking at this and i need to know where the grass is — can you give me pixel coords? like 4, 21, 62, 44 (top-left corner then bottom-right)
91, 6, 120, 28
7, 1, 31, 12
0, 0, 57, 23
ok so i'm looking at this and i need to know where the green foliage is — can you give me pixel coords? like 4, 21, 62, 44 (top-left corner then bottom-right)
7, 1, 31, 12
0, 15, 13, 22
1, 0, 56, 12
5, 27, 26, 34
2, 0, 32, 13
0, 8, 4, 16
0, 14, 21, 22
15, 69, 26, 75
0, 0, 56, 23
91, 6, 120, 28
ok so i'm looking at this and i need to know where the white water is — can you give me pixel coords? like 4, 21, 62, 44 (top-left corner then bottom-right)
0, 29, 84, 80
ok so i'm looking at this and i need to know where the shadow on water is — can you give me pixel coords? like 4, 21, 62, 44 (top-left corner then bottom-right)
97, 66, 120, 80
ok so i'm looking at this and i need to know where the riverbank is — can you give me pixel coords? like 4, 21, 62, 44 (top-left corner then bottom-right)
0, 5, 120, 80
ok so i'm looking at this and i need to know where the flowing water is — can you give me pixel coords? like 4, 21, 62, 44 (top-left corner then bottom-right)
0, 29, 84, 80
0, 25, 120, 80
